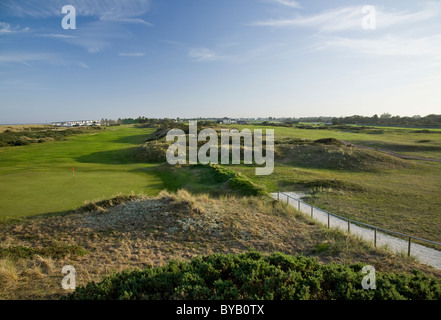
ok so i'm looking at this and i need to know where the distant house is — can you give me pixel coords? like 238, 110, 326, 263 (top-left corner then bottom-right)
51, 120, 100, 127
217, 117, 237, 125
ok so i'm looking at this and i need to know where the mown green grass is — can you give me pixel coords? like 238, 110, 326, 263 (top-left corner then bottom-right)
0, 125, 163, 217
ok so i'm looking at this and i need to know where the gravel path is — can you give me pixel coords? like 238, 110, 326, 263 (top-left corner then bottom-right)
271, 192, 441, 270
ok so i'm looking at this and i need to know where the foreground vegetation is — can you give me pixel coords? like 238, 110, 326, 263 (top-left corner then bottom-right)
66, 250, 441, 300
2, 190, 439, 299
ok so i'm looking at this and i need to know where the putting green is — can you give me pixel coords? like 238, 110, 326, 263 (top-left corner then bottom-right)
0, 125, 163, 217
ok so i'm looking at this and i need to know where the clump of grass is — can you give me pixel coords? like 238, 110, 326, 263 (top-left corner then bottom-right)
33, 255, 55, 274
0, 245, 89, 260
159, 189, 206, 214
0, 216, 24, 226
0, 258, 19, 285
302, 179, 367, 193
237, 195, 299, 218
78, 193, 145, 213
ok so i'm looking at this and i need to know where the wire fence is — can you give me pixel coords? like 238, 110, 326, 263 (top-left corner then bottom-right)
276, 192, 441, 266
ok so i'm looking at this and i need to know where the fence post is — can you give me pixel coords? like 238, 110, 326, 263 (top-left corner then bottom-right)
347, 220, 350, 234
327, 212, 330, 228
408, 237, 412, 257
277, 192, 279, 201
374, 228, 377, 247
298, 201, 300, 211
311, 206, 313, 218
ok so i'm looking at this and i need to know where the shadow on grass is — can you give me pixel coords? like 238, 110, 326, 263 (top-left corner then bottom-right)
75, 147, 164, 165
353, 140, 441, 153
110, 134, 153, 145
141, 164, 228, 196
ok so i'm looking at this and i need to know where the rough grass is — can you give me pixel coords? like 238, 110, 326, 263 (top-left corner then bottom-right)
275, 144, 407, 171
1, 190, 440, 299
0, 245, 89, 260
0, 258, 19, 285
0, 125, 102, 147
132, 140, 170, 162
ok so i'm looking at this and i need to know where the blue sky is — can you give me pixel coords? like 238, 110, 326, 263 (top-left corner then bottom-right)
1, 0, 441, 123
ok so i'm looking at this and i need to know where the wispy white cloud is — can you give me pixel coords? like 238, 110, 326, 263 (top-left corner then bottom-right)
249, 3, 441, 33
0, 52, 90, 69
162, 40, 230, 63
187, 42, 289, 64
248, 2, 441, 61
0, 0, 152, 23
313, 34, 441, 58
77, 62, 89, 69
188, 47, 226, 62
118, 52, 145, 57
38, 33, 77, 39
48, 20, 133, 53
110, 18, 152, 26
0, 0, 153, 53
0, 52, 56, 65
271, 0, 301, 8
249, 6, 361, 31
0, 22, 29, 34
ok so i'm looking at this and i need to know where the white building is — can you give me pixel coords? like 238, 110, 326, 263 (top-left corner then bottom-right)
52, 120, 100, 127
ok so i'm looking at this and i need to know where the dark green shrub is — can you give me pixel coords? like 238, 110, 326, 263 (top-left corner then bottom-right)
64, 251, 441, 300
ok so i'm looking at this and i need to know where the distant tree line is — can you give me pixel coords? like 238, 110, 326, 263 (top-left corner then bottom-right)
103, 114, 441, 128
100, 118, 120, 126
331, 114, 441, 127
118, 117, 175, 125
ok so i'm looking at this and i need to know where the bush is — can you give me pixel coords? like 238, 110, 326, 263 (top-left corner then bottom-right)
64, 251, 441, 300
